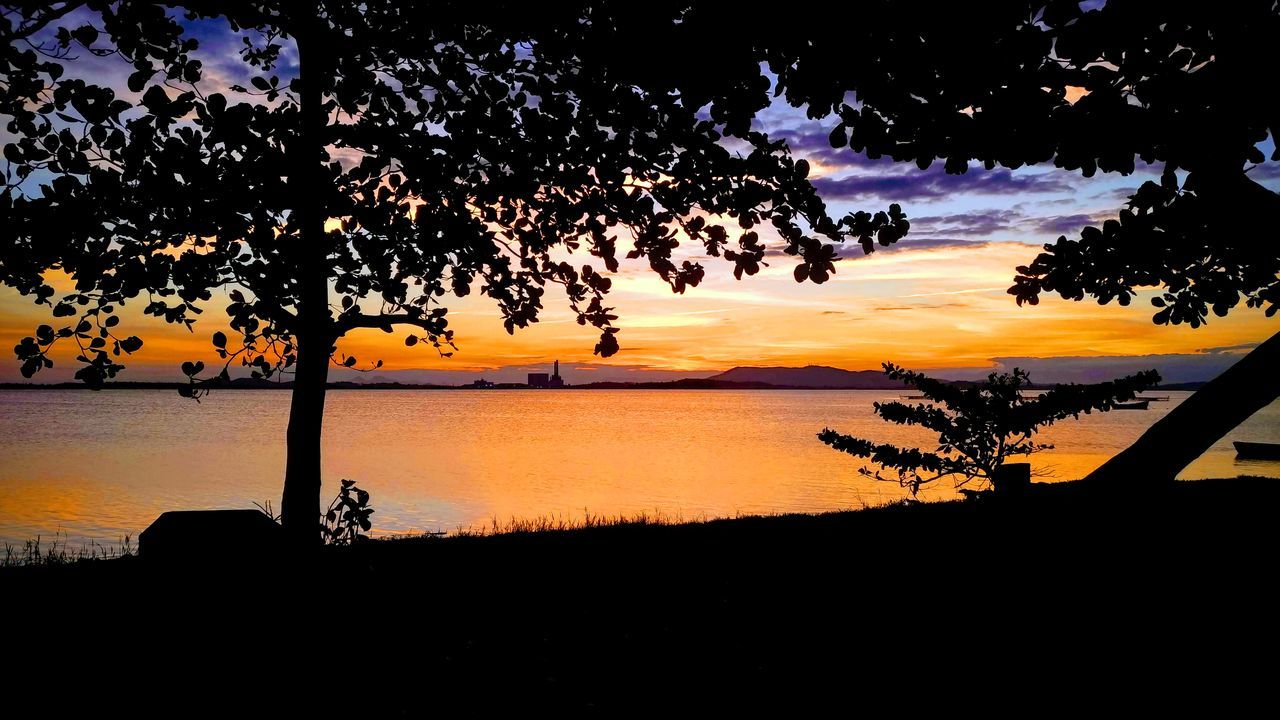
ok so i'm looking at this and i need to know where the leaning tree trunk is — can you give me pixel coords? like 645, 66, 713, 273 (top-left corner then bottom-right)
278, 14, 331, 543
1085, 329, 1280, 487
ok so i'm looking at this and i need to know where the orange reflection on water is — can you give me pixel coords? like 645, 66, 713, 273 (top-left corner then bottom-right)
1, 389, 1277, 544
319, 389, 928, 535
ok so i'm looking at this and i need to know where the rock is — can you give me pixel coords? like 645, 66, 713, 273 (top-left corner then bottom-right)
139, 510, 283, 563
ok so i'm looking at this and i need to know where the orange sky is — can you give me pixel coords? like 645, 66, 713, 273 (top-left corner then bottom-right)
2, 238, 1274, 383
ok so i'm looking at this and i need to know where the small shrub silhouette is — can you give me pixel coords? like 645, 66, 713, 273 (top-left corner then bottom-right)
322, 480, 375, 546
819, 363, 1160, 497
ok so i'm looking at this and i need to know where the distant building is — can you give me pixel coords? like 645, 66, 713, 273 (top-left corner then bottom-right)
467, 378, 495, 389
528, 360, 567, 388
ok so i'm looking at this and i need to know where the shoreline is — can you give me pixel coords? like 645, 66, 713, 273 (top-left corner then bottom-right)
6, 475, 1273, 569
10, 476, 1279, 710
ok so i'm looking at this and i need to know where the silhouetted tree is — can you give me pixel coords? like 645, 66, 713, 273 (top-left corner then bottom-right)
0, 2, 903, 539
761, 2, 1280, 485
818, 364, 1160, 496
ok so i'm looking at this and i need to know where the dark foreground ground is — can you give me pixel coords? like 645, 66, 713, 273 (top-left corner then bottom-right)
8, 477, 1280, 712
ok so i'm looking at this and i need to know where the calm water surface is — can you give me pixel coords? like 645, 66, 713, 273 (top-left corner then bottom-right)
1, 389, 1277, 545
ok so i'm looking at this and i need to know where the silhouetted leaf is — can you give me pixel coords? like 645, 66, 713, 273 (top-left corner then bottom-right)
127, 70, 150, 93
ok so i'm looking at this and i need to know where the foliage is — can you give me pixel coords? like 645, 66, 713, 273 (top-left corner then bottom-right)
818, 363, 1160, 497
0, 1, 920, 532
757, 2, 1279, 325
1010, 170, 1280, 325
322, 479, 373, 546
0, 2, 916, 531
0, 1, 905, 389
755, 2, 1277, 483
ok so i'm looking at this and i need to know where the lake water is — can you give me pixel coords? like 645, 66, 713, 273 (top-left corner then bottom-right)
1, 389, 1277, 546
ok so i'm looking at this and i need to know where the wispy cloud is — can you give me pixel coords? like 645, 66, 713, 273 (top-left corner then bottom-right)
873, 302, 969, 312
863, 237, 993, 254
812, 167, 1073, 202
1248, 162, 1280, 182
1031, 213, 1100, 235
911, 209, 1024, 236
1197, 342, 1260, 355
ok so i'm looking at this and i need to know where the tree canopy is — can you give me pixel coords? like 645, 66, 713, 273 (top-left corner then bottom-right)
1, 0, 916, 534
1, 1, 914, 390
752, 0, 1278, 485
755, 1, 1278, 323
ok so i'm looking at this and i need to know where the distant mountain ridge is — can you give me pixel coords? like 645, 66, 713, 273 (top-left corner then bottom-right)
708, 365, 908, 389
0, 364, 1212, 391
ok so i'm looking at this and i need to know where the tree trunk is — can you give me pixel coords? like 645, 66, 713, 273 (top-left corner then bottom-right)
1084, 329, 1280, 487
281, 328, 330, 542
279, 13, 331, 543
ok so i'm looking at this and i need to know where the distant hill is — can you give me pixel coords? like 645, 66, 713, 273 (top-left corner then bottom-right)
708, 365, 908, 389
577, 378, 779, 390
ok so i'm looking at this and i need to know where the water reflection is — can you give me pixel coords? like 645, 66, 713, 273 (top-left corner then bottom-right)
0, 389, 1276, 544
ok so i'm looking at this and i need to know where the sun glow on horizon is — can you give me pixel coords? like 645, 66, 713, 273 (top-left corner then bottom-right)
3, 235, 1274, 383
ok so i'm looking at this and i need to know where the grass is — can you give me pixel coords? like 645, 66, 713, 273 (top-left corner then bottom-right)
1, 531, 133, 568
445, 508, 709, 537
391, 496, 884, 540
7, 476, 1280, 712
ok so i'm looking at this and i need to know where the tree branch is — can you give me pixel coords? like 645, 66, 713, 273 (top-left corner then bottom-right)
3, 1, 86, 42
335, 312, 440, 335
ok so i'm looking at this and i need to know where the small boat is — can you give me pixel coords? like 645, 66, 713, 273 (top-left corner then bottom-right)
1234, 441, 1280, 460
900, 395, 928, 400
1137, 395, 1170, 402
1112, 400, 1150, 410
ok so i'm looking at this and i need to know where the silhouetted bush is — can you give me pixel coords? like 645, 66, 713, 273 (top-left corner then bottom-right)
322, 480, 374, 546
819, 363, 1160, 496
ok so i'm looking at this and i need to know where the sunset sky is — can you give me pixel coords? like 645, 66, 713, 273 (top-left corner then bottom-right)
3, 13, 1278, 384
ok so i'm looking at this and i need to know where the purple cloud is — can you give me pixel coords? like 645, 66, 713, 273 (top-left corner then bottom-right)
847, 237, 992, 256
1032, 213, 1098, 235
773, 128, 894, 170
1248, 163, 1280, 181
811, 166, 1073, 202
765, 236, 990, 261
912, 209, 1024, 236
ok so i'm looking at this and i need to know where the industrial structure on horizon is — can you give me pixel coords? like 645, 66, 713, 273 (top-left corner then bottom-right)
528, 360, 566, 389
